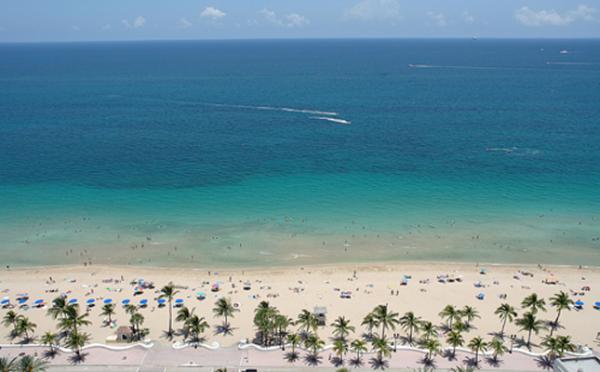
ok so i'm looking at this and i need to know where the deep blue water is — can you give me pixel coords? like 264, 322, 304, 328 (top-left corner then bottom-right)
1, 39, 599, 267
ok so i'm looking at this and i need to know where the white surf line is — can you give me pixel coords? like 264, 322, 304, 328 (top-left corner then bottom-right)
310, 116, 351, 125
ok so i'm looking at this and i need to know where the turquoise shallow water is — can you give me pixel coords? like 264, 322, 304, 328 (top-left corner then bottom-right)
1, 39, 599, 267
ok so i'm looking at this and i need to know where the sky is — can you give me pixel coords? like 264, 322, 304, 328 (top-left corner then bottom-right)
1, 0, 599, 42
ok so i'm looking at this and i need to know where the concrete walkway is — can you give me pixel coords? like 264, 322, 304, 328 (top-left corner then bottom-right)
0, 343, 549, 371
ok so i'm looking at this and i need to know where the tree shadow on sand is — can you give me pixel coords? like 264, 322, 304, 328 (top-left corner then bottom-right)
369, 356, 389, 370
331, 356, 344, 367
420, 356, 437, 369
303, 353, 322, 366
535, 355, 554, 370
214, 323, 234, 336
349, 357, 364, 367
68, 352, 88, 364
442, 349, 458, 361
42, 349, 58, 360
486, 356, 503, 368
463, 356, 479, 368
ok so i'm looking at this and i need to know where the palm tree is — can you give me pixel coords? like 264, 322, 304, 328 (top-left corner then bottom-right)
130, 312, 145, 340
351, 339, 367, 365
333, 339, 349, 363
40, 331, 58, 355
542, 336, 561, 360
516, 311, 545, 348
446, 330, 464, 357
17, 355, 48, 372
213, 297, 238, 328
124, 304, 138, 316
65, 331, 90, 360
285, 333, 301, 362
521, 293, 546, 314
47, 297, 68, 320
459, 306, 480, 328
2, 311, 21, 335
371, 335, 392, 364
420, 321, 438, 343
489, 338, 507, 362
467, 336, 487, 366
59, 305, 90, 335
185, 315, 209, 345
494, 303, 517, 336
361, 312, 377, 338
549, 292, 573, 336
424, 338, 441, 361
372, 304, 399, 338
100, 303, 115, 325
439, 305, 460, 329
254, 301, 278, 346
0, 356, 17, 372
296, 309, 317, 335
304, 333, 325, 355
331, 316, 355, 341
400, 311, 421, 344
16, 317, 36, 342
556, 335, 576, 356
159, 283, 179, 338
273, 314, 292, 346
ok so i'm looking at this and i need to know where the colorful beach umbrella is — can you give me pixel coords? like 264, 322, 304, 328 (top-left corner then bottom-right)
196, 292, 206, 300
103, 298, 112, 304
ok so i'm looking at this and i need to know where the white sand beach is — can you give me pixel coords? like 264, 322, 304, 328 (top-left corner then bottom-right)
1, 261, 599, 351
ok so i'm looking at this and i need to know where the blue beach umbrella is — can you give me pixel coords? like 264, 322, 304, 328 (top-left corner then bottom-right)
157, 298, 166, 305
103, 298, 113, 304
139, 299, 148, 306
122, 299, 130, 306
34, 299, 44, 305
575, 300, 584, 308
1, 299, 9, 305
68, 298, 78, 304
175, 298, 184, 305
18, 298, 28, 304
87, 298, 96, 305
594, 301, 600, 308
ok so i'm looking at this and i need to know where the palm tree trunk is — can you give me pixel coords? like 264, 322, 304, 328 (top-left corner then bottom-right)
550, 310, 561, 336
453, 345, 456, 356
475, 350, 479, 365
501, 317, 507, 335
527, 329, 532, 347
168, 301, 173, 335
409, 328, 413, 343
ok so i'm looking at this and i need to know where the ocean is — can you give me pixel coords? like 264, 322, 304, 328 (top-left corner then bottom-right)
1, 39, 599, 267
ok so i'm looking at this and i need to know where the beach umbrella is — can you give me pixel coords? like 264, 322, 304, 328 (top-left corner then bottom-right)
1, 298, 9, 305
157, 298, 166, 305
575, 300, 584, 308
86, 298, 96, 305
139, 299, 148, 306
34, 299, 44, 306
175, 298, 184, 305
121, 299, 130, 306
103, 298, 113, 304
68, 298, 78, 304
196, 292, 206, 300
594, 301, 600, 310
18, 298, 28, 304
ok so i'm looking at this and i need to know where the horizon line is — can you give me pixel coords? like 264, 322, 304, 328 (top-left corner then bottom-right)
2, 35, 600, 45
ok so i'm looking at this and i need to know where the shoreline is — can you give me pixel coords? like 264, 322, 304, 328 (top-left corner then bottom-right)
5, 258, 600, 274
